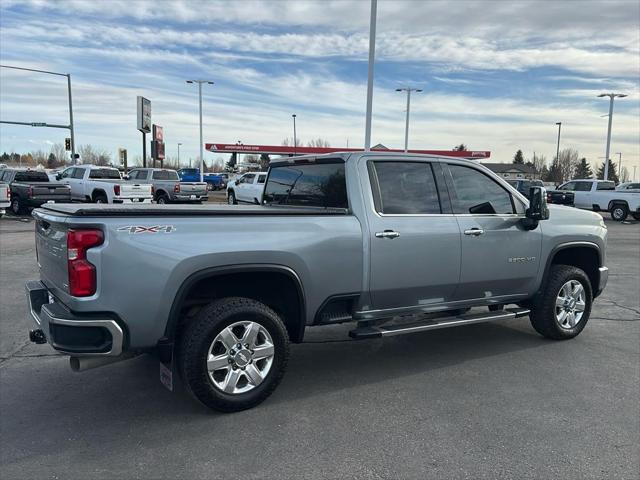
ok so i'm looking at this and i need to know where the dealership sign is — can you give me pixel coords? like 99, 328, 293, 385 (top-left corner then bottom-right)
152, 124, 165, 160
137, 96, 151, 133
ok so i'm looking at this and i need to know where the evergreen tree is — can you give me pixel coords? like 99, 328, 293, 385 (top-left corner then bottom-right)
513, 149, 524, 164
453, 144, 467, 151
596, 159, 619, 184
47, 153, 57, 169
573, 158, 593, 179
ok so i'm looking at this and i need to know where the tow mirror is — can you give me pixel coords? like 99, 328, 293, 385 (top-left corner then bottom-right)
526, 186, 550, 221
55, 173, 62, 180
123, 174, 130, 180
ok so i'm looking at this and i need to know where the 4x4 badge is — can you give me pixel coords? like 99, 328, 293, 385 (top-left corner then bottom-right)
117, 225, 175, 234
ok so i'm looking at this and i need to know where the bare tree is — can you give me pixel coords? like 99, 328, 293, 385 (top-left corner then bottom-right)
620, 166, 630, 183
557, 148, 579, 182
530, 153, 547, 174
78, 145, 112, 166
307, 138, 331, 148
282, 137, 302, 147
453, 144, 467, 151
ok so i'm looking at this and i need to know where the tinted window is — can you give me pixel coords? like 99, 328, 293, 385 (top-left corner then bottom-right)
448, 164, 514, 214
72, 168, 85, 179
257, 174, 267, 184
263, 162, 348, 208
242, 174, 255, 184
15, 171, 49, 182
560, 182, 575, 191
153, 170, 169, 180
178, 169, 197, 176
575, 181, 592, 191
596, 181, 615, 191
89, 168, 120, 179
371, 162, 441, 214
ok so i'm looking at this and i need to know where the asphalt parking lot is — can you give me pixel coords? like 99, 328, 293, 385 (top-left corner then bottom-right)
1, 213, 638, 479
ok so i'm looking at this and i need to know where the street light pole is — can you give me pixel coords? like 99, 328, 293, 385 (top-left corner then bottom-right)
615, 152, 622, 179
177, 143, 182, 167
598, 93, 627, 180
555, 122, 562, 165
364, 0, 377, 151
292, 114, 297, 156
186, 80, 214, 182
396, 87, 422, 152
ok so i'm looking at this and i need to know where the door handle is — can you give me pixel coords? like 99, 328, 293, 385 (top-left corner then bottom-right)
375, 230, 400, 239
463, 228, 484, 236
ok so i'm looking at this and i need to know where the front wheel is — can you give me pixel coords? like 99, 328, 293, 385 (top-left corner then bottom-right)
11, 198, 23, 215
632, 212, 640, 221
178, 297, 290, 412
529, 265, 592, 340
610, 203, 628, 221
227, 191, 237, 205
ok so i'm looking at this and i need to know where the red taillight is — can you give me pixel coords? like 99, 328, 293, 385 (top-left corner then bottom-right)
67, 229, 104, 297
113, 184, 121, 196
174, 184, 180, 193
27, 186, 33, 197
6, 187, 9, 199
151, 185, 155, 195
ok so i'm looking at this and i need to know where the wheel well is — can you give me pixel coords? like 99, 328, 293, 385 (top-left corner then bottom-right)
91, 189, 107, 201
550, 246, 599, 293
168, 270, 305, 343
608, 200, 628, 211
155, 189, 168, 198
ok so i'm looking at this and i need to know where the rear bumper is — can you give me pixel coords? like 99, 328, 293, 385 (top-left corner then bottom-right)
113, 198, 152, 204
25, 281, 124, 356
595, 266, 609, 298
173, 194, 208, 202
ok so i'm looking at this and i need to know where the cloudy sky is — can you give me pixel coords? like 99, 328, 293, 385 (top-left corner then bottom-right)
0, 0, 638, 174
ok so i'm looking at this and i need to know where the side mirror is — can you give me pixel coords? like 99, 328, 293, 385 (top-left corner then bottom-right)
526, 186, 550, 221
123, 174, 130, 180
56, 173, 62, 180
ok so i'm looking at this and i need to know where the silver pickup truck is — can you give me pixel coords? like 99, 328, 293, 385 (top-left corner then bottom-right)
26, 152, 608, 412
126, 168, 208, 204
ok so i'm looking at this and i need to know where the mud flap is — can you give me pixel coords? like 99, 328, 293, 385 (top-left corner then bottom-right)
159, 356, 174, 392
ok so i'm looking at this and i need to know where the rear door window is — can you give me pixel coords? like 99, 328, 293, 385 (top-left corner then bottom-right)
257, 174, 267, 184
89, 168, 120, 179
596, 181, 615, 191
575, 181, 592, 191
448, 164, 514, 215
15, 171, 49, 182
263, 161, 348, 208
152, 170, 169, 180
369, 161, 441, 214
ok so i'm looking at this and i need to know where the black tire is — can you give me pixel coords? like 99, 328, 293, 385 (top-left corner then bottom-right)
610, 203, 628, 221
632, 213, 640, 221
529, 265, 592, 340
178, 297, 290, 412
488, 304, 504, 312
227, 191, 237, 205
10, 198, 23, 215
156, 194, 169, 204
94, 194, 108, 204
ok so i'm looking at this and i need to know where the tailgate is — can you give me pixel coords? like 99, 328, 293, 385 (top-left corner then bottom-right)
31, 183, 71, 200
119, 183, 153, 198
34, 211, 69, 293
179, 182, 208, 194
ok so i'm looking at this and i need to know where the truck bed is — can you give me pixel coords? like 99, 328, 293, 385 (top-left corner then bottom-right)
39, 203, 348, 217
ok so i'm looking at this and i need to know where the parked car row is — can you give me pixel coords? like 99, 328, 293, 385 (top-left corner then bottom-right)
0, 168, 71, 215
0, 182, 10, 216
176, 168, 228, 191
126, 168, 208, 204
555, 179, 640, 221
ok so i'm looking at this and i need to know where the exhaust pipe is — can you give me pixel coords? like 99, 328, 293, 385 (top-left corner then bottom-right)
70, 353, 137, 372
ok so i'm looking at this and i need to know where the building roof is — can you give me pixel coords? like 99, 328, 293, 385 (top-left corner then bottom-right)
481, 162, 537, 174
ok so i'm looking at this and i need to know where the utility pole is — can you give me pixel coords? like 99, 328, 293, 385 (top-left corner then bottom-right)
555, 122, 562, 165
292, 114, 297, 156
615, 152, 622, 179
186, 80, 214, 182
363, 0, 377, 151
396, 87, 422, 152
598, 93, 627, 180
177, 143, 182, 167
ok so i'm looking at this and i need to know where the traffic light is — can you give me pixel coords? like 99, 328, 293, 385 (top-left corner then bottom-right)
65, 138, 71, 151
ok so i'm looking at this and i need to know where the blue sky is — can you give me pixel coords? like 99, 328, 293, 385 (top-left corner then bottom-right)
0, 0, 638, 175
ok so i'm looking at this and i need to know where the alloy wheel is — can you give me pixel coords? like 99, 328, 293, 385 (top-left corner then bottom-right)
555, 280, 586, 329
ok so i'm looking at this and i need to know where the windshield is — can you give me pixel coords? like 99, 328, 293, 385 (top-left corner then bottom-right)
89, 168, 121, 179
263, 161, 348, 208
14, 171, 49, 182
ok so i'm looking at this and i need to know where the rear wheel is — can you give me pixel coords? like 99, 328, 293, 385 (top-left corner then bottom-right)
11, 198, 23, 215
94, 194, 108, 204
156, 194, 169, 204
632, 213, 640, 221
178, 297, 290, 412
610, 203, 628, 221
529, 265, 592, 340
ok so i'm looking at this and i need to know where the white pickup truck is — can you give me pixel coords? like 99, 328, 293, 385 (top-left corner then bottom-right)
557, 178, 640, 221
57, 165, 153, 204
226, 172, 268, 204
0, 182, 9, 216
